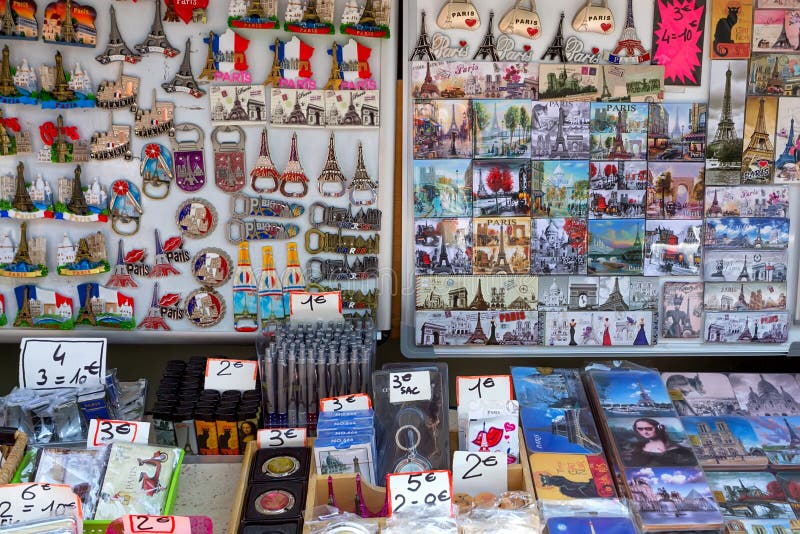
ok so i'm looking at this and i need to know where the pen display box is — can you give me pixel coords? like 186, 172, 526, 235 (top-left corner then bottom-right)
250, 447, 311, 484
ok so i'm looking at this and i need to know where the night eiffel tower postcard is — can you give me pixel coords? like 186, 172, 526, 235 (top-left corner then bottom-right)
415, 309, 539, 346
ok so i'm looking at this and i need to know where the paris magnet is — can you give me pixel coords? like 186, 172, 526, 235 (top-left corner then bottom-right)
90, 121, 132, 161
176, 198, 217, 239
170, 123, 206, 192
134, 91, 175, 137
109, 179, 143, 236
0, 109, 33, 156
500, 0, 541, 39
13, 284, 74, 329
163, 0, 208, 24
185, 287, 225, 328
250, 128, 279, 193
198, 29, 252, 83
0, 222, 47, 278
42, 0, 97, 48
149, 229, 181, 278
284, 0, 334, 34
263, 36, 315, 88
349, 142, 377, 206
140, 143, 174, 200
210, 85, 266, 125
606, 0, 651, 63
191, 247, 233, 288
437, 0, 480, 30
269, 88, 326, 126
0, 45, 39, 105
227, 220, 300, 243
55, 231, 108, 276
55, 166, 109, 223
0, 0, 38, 41
340, 0, 391, 38
106, 239, 148, 288
572, 0, 614, 34
162, 38, 205, 98
279, 132, 308, 198
135, 0, 179, 57
39, 115, 89, 163
306, 256, 379, 283
308, 203, 381, 231
212, 125, 246, 193
2, 162, 54, 220
75, 282, 135, 329
39, 51, 95, 109
96, 70, 140, 110
228, 0, 279, 30
317, 133, 346, 197
95, 5, 142, 64
137, 282, 182, 330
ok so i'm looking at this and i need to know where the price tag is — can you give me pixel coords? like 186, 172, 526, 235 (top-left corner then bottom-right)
320, 393, 372, 412
204, 358, 258, 392
389, 371, 431, 404
456, 375, 512, 406
288, 290, 343, 322
0, 483, 82, 527
19, 338, 106, 390
123, 515, 192, 534
452, 451, 507, 498
257, 427, 307, 448
387, 470, 452, 517
87, 419, 150, 448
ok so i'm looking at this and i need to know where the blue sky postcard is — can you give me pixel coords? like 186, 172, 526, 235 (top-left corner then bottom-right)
682, 416, 768, 469
588, 369, 676, 417
587, 219, 645, 276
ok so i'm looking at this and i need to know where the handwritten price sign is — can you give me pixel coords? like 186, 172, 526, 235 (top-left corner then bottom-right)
452, 451, 507, 497
0, 483, 82, 527
320, 393, 372, 412
204, 358, 258, 391
387, 470, 452, 517
288, 291, 343, 322
389, 371, 431, 403
19, 338, 106, 390
257, 428, 307, 448
123, 515, 192, 534
87, 419, 150, 448
652, 0, 706, 85
456, 375, 512, 405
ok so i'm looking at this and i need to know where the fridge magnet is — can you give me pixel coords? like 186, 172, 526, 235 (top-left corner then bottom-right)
13, 284, 74, 329
138, 282, 180, 330
741, 96, 777, 184
416, 275, 538, 311
590, 161, 649, 190
212, 125, 246, 193
411, 11, 438, 61
42, 0, 96, 47
96, 70, 139, 110
95, 5, 141, 64
262, 36, 315, 87
413, 100, 472, 159
198, 29, 251, 83
0, 0, 38, 40
170, 123, 205, 192
54, 166, 108, 223
233, 194, 303, 219
759, 0, 800, 6
531, 102, 590, 160
305, 255, 378, 282
209, 85, 266, 125
644, 219, 702, 276
711, 0, 753, 58
0, 109, 31, 156
474, 99, 532, 159
284, 0, 334, 34
704, 281, 787, 311
135, 0, 179, 57
704, 311, 789, 342
250, 128, 279, 193
752, 8, 799, 51
473, 217, 530, 275
232, 241, 258, 332
685, 418, 766, 467
324, 90, 379, 127
629, 278, 659, 310
90, 122, 132, 161
595, 64, 665, 102
541, 11, 567, 63
472, 159, 531, 217
279, 132, 308, 198
190, 247, 232, 288
437, 0, 480, 30
317, 133, 347, 197
340, 0, 391, 38
349, 142, 377, 206
709, 473, 794, 518
55, 231, 108, 276
703, 250, 788, 282
590, 103, 649, 160
109, 179, 142, 236
415, 310, 538, 346
134, 91, 175, 138
414, 218, 472, 275
269, 88, 326, 127
589, 188, 646, 219
427, 31, 470, 61
538, 64, 599, 101
140, 143, 173, 200
567, 276, 634, 311
0, 162, 53, 219
176, 198, 217, 239
648, 103, 708, 161
308, 203, 380, 231
537, 277, 568, 311
228, 0, 279, 29
774, 96, 800, 183
590, 369, 676, 415
258, 245, 283, 325
530, 161, 589, 218
326, 39, 375, 90
499, 0, 540, 39
0, 45, 37, 105
531, 217, 588, 275
106, 239, 147, 287
185, 287, 225, 327
703, 217, 790, 250
645, 162, 705, 219
605, 0, 651, 63
160, 234, 190, 264
587, 218, 645, 275
163, 0, 207, 24
472, 11, 499, 61
75, 282, 135, 329
162, 38, 204, 98
748, 54, 800, 96
148, 229, 180, 278
607, 416, 695, 467
413, 159, 471, 218
543, 310, 654, 346
562, 36, 603, 64
38, 51, 94, 109
652, 0, 706, 86
572, 0, 614, 34
0, 221, 46, 277
706, 61, 746, 185
227, 219, 300, 243
661, 281, 703, 339
304, 228, 379, 255
38, 115, 88, 163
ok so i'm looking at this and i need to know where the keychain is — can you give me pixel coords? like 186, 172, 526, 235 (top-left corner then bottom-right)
140, 143, 174, 200
393, 426, 432, 473
109, 179, 143, 236
572, 0, 614, 34
499, 0, 541, 40
251, 128, 280, 194
318, 133, 347, 198
170, 123, 206, 192
437, 0, 481, 30
349, 143, 378, 206
279, 132, 309, 198
212, 125, 246, 193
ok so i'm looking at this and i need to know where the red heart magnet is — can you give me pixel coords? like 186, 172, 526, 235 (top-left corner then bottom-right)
459, 40, 467, 47
601, 22, 612, 32
465, 18, 477, 27
591, 47, 600, 54
523, 44, 531, 51
166, 0, 209, 24
527, 27, 538, 37
759, 160, 769, 168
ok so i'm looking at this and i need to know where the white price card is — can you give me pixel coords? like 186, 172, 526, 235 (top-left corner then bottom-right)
389, 371, 431, 404
452, 451, 507, 498
288, 290, 343, 322
19, 338, 107, 390
204, 358, 258, 392
320, 393, 372, 412
257, 427, 307, 448
387, 470, 452, 517
87, 419, 151, 448
456, 375, 513, 406
123, 515, 192, 534
0, 483, 82, 527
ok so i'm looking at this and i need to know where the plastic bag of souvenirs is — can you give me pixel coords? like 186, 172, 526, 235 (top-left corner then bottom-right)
0, 516, 80, 534
455, 491, 541, 533
305, 508, 379, 533
382, 514, 458, 533
538, 497, 631, 520
33, 446, 110, 519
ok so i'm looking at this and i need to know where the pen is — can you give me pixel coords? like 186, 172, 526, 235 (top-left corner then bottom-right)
349, 347, 359, 395
360, 347, 370, 394
265, 344, 276, 424
297, 347, 307, 426
328, 346, 338, 399
277, 347, 287, 427
317, 345, 327, 401
287, 347, 297, 426
337, 351, 348, 398
306, 346, 317, 425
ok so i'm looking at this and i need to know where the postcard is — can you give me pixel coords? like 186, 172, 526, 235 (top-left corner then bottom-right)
414, 218, 472, 275
530, 161, 589, 218
472, 159, 531, 217
602, 64, 665, 102
209, 85, 266, 125
537, 276, 570, 310
543, 311, 654, 347
646, 162, 706, 219
511, 367, 592, 409
704, 312, 789, 343
704, 282, 787, 311
711, 0, 753, 58
415, 275, 539, 311
741, 95, 777, 183
530, 101, 590, 160
531, 218, 587, 275
706, 471, 793, 517
629, 278, 659, 311
753, 9, 800, 52
662, 372, 744, 416
587, 369, 677, 417
707, 60, 748, 185
589, 188, 646, 219
530, 453, 616, 500
748, 54, 800, 97
268, 88, 326, 127
590, 103, 649, 160
410, 61, 538, 100
648, 103, 708, 160
521, 407, 603, 454
777, 472, 800, 514
545, 517, 638, 534
748, 416, 800, 465
413, 160, 472, 218
324, 90, 380, 128
661, 282, 703, 339
591, 161, 648, 189
727, 519, 800, 534
413, 99, 472, 159
704, 185, 788, 217
587, 219, 645, 276
473, 99, 532, 159
538, 64, 600, 102
682, 416, 768, 469
607, 416, 696, 467
729, 373, 800, 415
774, 96, 800, 183
567, 276, 633, 311
652, 0, 707, 86
703, 250, 787, 282
415, 310, 538, 346
473, 217, 531, 275
759, 0, 800, 6
703, 217, 789, 249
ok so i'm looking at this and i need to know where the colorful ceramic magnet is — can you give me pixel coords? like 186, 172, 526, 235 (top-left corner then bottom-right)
327, 39, 375, 90
163, 0, 208, 24
0, 162, 53, 219
39, 52, 95, 109
90, 122, 132, 161
95, 5, 142, 64
13, 284, 75, 329
210, 85, 266, 125
349, 142, 377, 206
232, 194, 303, 219
0, 45, 39, 105
340, 0, 391, 38
134, 91, 175, 137
38, 115, 89, 163
572, 0, 614, 34
140, 143, 174, 200
228, 0, 279, 29
106, 239, 147, 288
176, 198, 217, 239
191, 247, 232, 288
0, 222, 47, 277
109, 179, 143, 236
304, 229, 379, 255
135, 0, 179, 57
317, 133, 346, 197
250, 128, 279, 193
42, 0, 97, 48
185, 287, 225, 328
0, 109, 32, 156
56, 231, 108, 276
0, 0, 38, 41
263, 36, 315, 87
149, 229, 181, 278
137, 282, 179, 330
212, 125, 246, 193
308, 203, 381, 231
437, 0, 480, 30
232, 241, 258, 332
306, 255, 378, 283
279, 132, 308, 198
162, 37, 205, 98
75, 282, 135, 329
227, 220, 301, 243
54, 166, 109, 223
198, 29, 252, 83
606, 0, 651, 63
284, 0, 334, 34
96, 70, 140, 110
171, 123, 206, 192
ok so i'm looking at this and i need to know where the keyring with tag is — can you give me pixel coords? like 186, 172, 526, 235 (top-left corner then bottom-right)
212, 125, 246, 193
227, 220, 300, 243
318, 133, 347, 198
306, 256, 379, 283
349, 143, 378, 206
110, 179, 143, 236
176, 198, 218, 239
437, 0, 481, 30
572, 0, 614, 34
499, 0, 541, 40
140, 143, 174, 200
171, 123, 206, 192
308, 202, 381, 231
232, 194, 304, 219
251, 128, 280, 194
279, 132, 309, 198
304, 229, 379, 255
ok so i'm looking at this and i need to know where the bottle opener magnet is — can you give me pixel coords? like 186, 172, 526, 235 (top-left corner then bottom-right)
304, 229, 379, 255
306, 255, 379, 283
251, 128, 280, 194
317, 133, 347, 198
140, 143, 174, 200
349, 143, 378, 206
437, 0, 481, 30
227, 220, 300, 243
170, 123, 206, 192
232, 194, 304, 219
212, 125, 246, 193
308, 203, 381, 231
110, 179, 143, 236
279, 132, 309, 198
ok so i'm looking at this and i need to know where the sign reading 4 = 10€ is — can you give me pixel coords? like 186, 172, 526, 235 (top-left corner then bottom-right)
19, 338, 107, 390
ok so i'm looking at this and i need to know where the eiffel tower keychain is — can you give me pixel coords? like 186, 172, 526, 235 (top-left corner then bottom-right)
251, 128, 280, 194
170, 123, 206, 192
212, 125, 246, 193
437, 0, 481, 30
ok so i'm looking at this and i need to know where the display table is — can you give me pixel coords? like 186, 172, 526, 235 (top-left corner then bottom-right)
173, 457, 241, 532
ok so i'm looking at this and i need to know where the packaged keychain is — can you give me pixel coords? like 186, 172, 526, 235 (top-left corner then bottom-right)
437, 0, 481, 30
572, 0, 615, 34
499, 0, 541, 39
212, 125, 246, 193
171, 123, 206, 192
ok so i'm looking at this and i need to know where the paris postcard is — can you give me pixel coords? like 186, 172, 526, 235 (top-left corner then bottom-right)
545, 517, 637, 534
590, 161, 649, 190
729, 373, 800, 415
531, 218, 587, 275
704, 312, 789, 343
414, 218, 472, 275
703, 217, 790, 250
413, 99, 472, 159
662, 372, 744, 416
706, 60, 747, 185
703, 250, 787, 282
706, 470, 793, 517
647, 103, 707, 161
682, 416, 768, 469
567, 276, 634, 312
704, 185, 789, 217
587, 219, 645, 275
607, 416, 696, 468
530, 453, 617, 500
661, 282, 703, 339
741, 95, 777, 183
542, 311, 654, 347
473, 99, 532, 159
472, 159, 532, 217
645, 161, 706, 219
473, 217, 531, 275
587, 369, 677, 417
530, 160, 589, 218
704, 282, 787, 311
530, 101, 590, 160
589, 103, 649, 160
415, 310, 538, 346
752, 9, 800, 53
773, 96, 800, 183
748, 415, 800, 465
521, 406, 604, 455
415, 275, 539, 311
711, 0, 753, 59
413, 159, 472, 218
